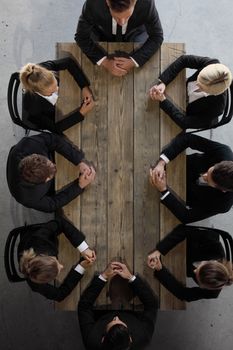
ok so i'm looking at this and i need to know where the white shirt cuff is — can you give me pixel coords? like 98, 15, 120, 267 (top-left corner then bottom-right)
77, 241, 89, 253
128, 275, 136, 283
97, 56, 107, 66
74, 264, 85, 275
130, 57, 139, 68
160, 191, 170, 201
160, 154, 170, 164
98, 274, 108, 282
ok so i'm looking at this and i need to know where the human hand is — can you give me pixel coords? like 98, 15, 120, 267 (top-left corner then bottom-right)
149, 169, 167, 192
79, 99, 95, 116
147, 250, 162, 270
101, 58, 127, 77
78, 163, 96, 189
101, 262, 120, 280
80, 258, 94, 269
149, 82, 166, 97
150, 159, 166, 179
81, 86, 93, 104
81, 248, 96, 262
112, 262, 134, 280
114, 57, 135, 72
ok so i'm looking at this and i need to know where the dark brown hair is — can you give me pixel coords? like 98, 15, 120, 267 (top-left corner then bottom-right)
108, 0, 136, 12
198, 260, 233, 289
19, 154, 56, 184
212, 160, 233, 191
102, 324, 131, 350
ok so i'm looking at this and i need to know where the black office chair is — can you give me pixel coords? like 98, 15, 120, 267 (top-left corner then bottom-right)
4, 223, 42, 282
7, 72, 41, 134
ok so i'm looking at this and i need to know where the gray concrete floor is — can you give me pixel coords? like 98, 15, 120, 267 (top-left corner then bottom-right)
1, 1, 233, 349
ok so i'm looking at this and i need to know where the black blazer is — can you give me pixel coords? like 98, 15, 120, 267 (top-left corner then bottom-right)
23, 57, 90, 133
160, 132, 233, 223
158, 55, 230, 129
6, 132, 84, 212
154, 225, 226, 302
75, 0, 163, 67
78, 275, 158, 350
18, 217, 86, 301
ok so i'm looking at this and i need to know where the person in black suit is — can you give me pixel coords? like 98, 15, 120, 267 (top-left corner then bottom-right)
78, 261, 158, 350
18, 216, 96, 301
149, 132, 233, 223
20, 57, 94, 134
147, 225, 233, 302
6, 132, 96, 212
75, 0, 163, 77
149, 55, 232, 129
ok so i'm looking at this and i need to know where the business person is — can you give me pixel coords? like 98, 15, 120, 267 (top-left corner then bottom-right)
18, 216, 96, 301
147, 224, 233, 302
75, 0, 163, 77
20, 57, 94, 133
78, 261, 158, 350
150, 132, 233, 223
149, 55, 232, 129
6, 132, 96, 212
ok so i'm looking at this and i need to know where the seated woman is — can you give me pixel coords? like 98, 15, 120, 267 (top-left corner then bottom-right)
18, 216, 96, 301
147, 224, 233, 302
19, 56, 94, 133
149, 55, 232, 129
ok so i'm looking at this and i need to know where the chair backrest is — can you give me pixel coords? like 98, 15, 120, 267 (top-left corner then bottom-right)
195, 226, 233, 263
7, 72, 41, 132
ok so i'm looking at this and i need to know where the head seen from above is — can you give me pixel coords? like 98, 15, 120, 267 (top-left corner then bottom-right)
19, 154, 57, 184
106, 0, 136, 26
102, 316, 132, 350
20, 63, 58, 96
202, 161, 233, 192
197, 63, 232, 95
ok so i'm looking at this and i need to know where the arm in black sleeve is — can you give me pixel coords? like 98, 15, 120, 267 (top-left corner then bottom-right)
130, 1, 163, 66
27, 268, 84, 302
161, 132, 233, 162
161, 190, 232, 224
75, 2, 108, 64
156, 224, 187, 255
159, 55, 219, 86
154, 266, 220, 302
54, 216, 86, 247
130, 275, 158, 336
78, 276, 107, 347
39, 57, 90, 89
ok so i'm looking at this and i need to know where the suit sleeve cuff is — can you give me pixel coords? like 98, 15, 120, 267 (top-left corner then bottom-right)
77, 241, 89, 253
74, 264, 85, 275
97, 56, 107, 66
160, 190, 170, 201
160, 154, 170, 164
98, 274, 108, 282
130, 57, 139, 68
128, 275, 136, 283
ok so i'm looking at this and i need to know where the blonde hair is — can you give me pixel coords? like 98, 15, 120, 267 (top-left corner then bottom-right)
20, 248, 59, 284
198, 260, 233, 289
19, 63, 55, 94
197, 63, 232, 95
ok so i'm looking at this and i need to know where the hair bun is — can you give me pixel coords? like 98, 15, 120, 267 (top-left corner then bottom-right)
197, 63, 232, 95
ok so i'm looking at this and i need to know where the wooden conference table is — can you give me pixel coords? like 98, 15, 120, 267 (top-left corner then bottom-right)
55, 42, 186, 311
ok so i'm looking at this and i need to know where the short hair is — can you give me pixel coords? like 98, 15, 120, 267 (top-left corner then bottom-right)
19, 63, 55, 94
197, 63, 232, 95
19, 154, 56, 184
212, 161, 233, 191
102, 324, 132, 350
198, 260, 233, 289
108, 0, 136, 12
20, 248, 59, 283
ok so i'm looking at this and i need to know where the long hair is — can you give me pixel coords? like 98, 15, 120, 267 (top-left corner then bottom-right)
19, 63, 55, 94
20, 248, 59, 284
198, 260, 233, 289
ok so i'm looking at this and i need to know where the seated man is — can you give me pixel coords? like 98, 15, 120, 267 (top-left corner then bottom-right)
7, 132, 96, 212
150, 132, 233, 223
75, 0, 163, 77
78, 261, 158, 350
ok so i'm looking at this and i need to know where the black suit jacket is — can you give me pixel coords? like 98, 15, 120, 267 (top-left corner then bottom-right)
154, 225, 225, 302
160, 133, 233, 223
75, 0, 163, 66
78, 275, 158, 350
158, 55, 229, 129
18, 217, 86, 301
23, 57, 90, 133
6, 132, 84, 212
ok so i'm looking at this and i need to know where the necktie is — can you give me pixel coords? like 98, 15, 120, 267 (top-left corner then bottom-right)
116, 24, 123, 42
